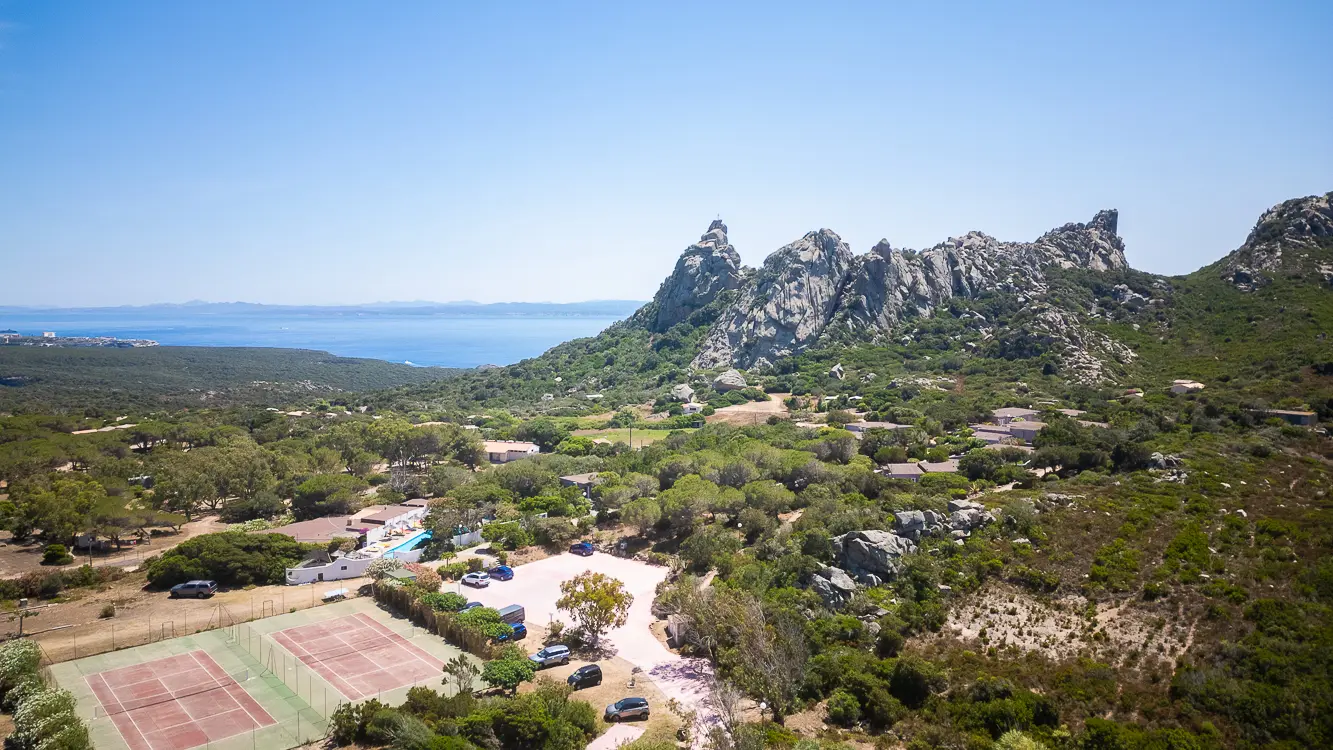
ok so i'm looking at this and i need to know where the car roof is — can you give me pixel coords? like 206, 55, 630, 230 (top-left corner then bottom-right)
618, 697, 646, 704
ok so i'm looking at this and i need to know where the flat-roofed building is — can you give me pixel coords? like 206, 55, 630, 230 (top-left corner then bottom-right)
483, 440, 540, 463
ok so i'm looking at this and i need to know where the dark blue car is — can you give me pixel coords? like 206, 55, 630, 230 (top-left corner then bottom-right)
496, 623, 527, 641
460, 601, 484, 612
489, 565, 514, 581
569, 542, 594, 557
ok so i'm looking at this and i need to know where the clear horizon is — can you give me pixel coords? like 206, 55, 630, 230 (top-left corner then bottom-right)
1, 2, 1330, 307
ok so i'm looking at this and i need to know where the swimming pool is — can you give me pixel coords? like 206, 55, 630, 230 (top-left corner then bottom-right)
385, 529, 432, 558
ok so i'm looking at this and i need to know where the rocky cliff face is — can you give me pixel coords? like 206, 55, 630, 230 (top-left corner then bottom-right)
692, 229, 854, 370
1220, 192, 1333, 291
645, 220, 744, 332
685, 211, 1128, 374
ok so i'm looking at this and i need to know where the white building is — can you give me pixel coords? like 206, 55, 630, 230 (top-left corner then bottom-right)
483, 440, 540, 463
1170, 380, 1205, 394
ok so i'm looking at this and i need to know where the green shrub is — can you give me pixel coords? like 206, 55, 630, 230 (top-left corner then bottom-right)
826, 688, 861, 726
41, 544, 73, 566
144, 532, 313, 588
420, 591, 468, 612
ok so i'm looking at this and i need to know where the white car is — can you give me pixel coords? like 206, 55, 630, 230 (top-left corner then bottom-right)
461, 571, 491, 588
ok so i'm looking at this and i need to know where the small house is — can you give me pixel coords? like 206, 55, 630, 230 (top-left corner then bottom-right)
919, 459, 960, 474
1170, 380, 1205, 394
992, 407, 1039, 425
1257, 409, 1318, 427
560, 472, 602, 497
682, 402, 704, 415
883, 463, 925, 481
1008, 422, 1047, 444
483, 440, 541, 463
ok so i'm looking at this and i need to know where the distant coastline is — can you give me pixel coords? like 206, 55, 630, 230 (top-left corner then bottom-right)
0, 300, 643, 368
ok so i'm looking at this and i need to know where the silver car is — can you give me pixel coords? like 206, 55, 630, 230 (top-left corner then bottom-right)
528, 645, 571, 668
605, 697, 649, 722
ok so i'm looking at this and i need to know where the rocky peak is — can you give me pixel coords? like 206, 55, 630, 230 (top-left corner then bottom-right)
1031, 210, 1128, 272
687, 209, 1133, 378
647, 219, 745, 332
692, 229, 854, 370
1222, 192, 1333, 290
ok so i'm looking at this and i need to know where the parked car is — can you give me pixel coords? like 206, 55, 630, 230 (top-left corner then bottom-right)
496, 623, 527, 641
567, 664, 602, 690
460, 601, 484, 612
489, 565, 514, 581
605, 697, 650, 722
529, 645, 571, 668
461, 571, 491, 588
497, 604, 525, 624
569, 541, 594, 557
169, 580, 218, 599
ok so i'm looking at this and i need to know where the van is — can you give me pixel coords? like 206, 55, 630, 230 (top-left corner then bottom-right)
498, 604, 525, 624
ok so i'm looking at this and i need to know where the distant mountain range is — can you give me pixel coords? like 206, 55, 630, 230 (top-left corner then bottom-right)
0, 300, 647, 317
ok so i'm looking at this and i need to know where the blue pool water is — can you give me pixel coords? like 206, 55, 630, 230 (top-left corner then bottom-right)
386, 530, 431, 558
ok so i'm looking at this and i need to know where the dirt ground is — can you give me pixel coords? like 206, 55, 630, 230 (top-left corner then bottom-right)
0, 516, 228, 579
8, 570, 370, 664
939, 582, 1194, 674
706, 393, 789, 426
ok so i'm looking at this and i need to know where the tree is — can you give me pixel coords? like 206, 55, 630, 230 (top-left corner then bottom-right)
367, 557, 405, 581
621, 498, 661, 536
556, 572, 632, 647
480, 645, 536, 694
515, 418, 569, 453
442, 654, 480, 697
291, 474, 368, 521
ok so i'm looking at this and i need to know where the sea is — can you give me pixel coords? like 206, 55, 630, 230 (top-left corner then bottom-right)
0, 303, 640, 368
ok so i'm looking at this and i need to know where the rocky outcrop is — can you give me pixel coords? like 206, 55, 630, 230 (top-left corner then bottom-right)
1220, 192, 1333, 291
682, 211, 1130, 378
693, 229, 855, 370
833, 530, 917, 580
647, 220, 744, 332
712, 369, 747, 392
823, 211, 1127, 348
810, 566, 857, 608
669, 384, 695, 402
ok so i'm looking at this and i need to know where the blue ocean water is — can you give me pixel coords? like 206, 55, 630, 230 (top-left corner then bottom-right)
0, 307, 631, 368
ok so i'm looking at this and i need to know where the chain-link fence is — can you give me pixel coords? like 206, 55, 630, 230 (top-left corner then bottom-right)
10, 582, 365, 666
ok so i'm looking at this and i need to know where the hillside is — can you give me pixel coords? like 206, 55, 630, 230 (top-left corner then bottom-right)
0, 346, 457, 414
371, 191, 1333, 421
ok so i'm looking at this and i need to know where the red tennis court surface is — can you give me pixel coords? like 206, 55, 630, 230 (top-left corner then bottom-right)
271, 612, 445, 700
87, 651, 276, 750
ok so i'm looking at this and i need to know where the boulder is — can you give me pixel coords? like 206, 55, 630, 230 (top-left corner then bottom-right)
810, 566, 857, 608
1149, 452, 1183, 469
669, 383, 695, 402
948, 498, 983, 513
893, 510, 926, 534
950, 508, 995, 530
834, 530, 917, 579
830, 363, 845, 380
713, 369, 748, 392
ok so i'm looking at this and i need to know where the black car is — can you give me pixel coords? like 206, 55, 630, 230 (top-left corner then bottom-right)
567, 664, 602, 690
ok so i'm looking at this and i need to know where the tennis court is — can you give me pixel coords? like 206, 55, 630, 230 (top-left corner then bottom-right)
86, 651, 274, 750
270, 612, 445, 699
49, 598, 481, 750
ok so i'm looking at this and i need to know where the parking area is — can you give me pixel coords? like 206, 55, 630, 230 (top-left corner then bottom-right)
455, 551, 670, 667
456, 552, 719, 740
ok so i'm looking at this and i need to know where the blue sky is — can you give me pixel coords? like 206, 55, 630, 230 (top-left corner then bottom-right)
1, 1, 1329, 307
